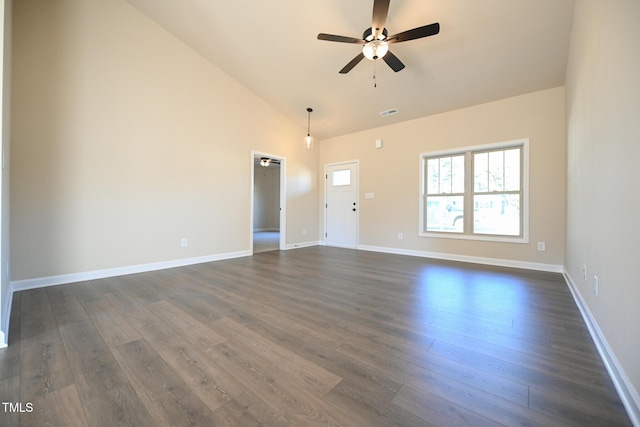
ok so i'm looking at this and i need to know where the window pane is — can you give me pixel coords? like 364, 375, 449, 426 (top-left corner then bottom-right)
504, 148, 520, 191
488, 151, 504, 191
440, 157, 452, 194
427, 158, 439, 195
426, 195, 464, 233
451, 155, 465, 193
473, 194, 520, 236
474, 153, 488, 192
332, 169, 350, 186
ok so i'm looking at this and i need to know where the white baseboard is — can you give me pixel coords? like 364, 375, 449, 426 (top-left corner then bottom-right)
357, 244, 564, 273
284, 240, 320, 250
9, 249, 252, 293
1, 285, 13, 348
563, 270, 640, 427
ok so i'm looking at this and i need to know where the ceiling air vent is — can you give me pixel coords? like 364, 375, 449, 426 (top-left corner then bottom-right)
380, 108, 398, 117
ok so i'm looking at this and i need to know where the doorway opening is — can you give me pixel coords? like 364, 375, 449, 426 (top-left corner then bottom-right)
251, 152, 286, 253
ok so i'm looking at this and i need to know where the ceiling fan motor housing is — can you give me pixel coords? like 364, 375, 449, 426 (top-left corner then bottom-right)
363, 27, 388, 41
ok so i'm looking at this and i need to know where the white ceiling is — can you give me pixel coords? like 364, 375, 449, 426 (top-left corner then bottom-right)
124, 0, 576, 140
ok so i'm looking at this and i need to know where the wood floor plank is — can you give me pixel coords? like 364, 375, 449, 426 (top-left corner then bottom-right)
19, 319, 74, 400
336, 337, 530, 408
180, 274, 350, 349
427, 339, 631, 424
19, 290, 76, 403
401, 366, 573, 427
147, 300, 226, 351
206, 340, 355, 427
146, 272, 226, 325
68, 281, 105, 305
212, 317, 343, 397
0, 376, 20, 427
425, 321, 613, 383
116, 301, 247, 413
19, 288, 54, 327
222, 305, 403, 403
391, 382, 502, 427
322, 379, 432, 427
2, 247, 632, 426
57, 318, 157, 426
47, 284, 90, 326
20, 384, 88, 427
79, 298, 142, 348
112, 339, 219, 427
211, 390, 290, 427
529, 384, 631, 426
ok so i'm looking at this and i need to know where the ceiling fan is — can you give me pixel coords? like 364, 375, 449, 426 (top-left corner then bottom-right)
258, 157, 280, 167
317, 0, 440, 74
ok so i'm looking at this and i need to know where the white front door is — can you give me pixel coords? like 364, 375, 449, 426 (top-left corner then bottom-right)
325, 162, 358, 248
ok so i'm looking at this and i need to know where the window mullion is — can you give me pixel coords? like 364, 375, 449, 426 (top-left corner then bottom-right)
465, 151, 473, 234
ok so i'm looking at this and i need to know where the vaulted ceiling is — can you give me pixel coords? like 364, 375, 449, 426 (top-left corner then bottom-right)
124, 0, 576, 140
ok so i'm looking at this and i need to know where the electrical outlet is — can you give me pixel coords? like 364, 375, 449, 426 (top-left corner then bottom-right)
582, 264, 587, 280
397, 232, 403, 240
537, 242, 546, 251
303, 228, 307, 236
593, 275, 599, 296
181, 238, 188, 248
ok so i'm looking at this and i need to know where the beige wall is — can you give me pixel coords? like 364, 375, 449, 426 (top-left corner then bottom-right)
10, 0, 318, 281
1, 0, 10, 344
565, 0, 640, 411
319, 87, 566, 269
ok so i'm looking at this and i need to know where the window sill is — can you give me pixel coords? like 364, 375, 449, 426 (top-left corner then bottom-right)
419, 231, 529, 244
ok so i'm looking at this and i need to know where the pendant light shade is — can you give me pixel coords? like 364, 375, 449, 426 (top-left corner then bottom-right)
305, 107, 314, 149
363, 40, 389, 60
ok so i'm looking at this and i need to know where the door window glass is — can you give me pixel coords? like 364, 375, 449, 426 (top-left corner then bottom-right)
332, 169, 351, 186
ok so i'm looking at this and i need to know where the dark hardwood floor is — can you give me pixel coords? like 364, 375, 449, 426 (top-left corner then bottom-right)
0, 246, 632, 426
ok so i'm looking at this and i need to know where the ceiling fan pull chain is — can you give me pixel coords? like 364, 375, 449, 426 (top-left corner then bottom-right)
374, 61, 377, 88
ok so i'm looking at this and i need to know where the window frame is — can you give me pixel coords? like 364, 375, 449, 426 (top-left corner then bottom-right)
419, 138, 530, 244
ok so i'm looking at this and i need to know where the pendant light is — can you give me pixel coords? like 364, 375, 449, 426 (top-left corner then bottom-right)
305, 107, 314, 149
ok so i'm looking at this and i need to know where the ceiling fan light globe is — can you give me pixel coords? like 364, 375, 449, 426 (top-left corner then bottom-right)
363, 40, 389, 60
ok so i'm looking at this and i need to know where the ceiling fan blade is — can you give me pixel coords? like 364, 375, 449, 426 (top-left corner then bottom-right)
371, 0, 390, 39
388, 23, 440, 44
318, 33, 365, 44
383, 50, 405, 72
339, 52, 365, 74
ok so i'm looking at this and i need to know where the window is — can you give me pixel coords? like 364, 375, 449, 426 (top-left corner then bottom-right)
420, 139, 528, 242
425, 155, 465, 233
332, 169, 351, 186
